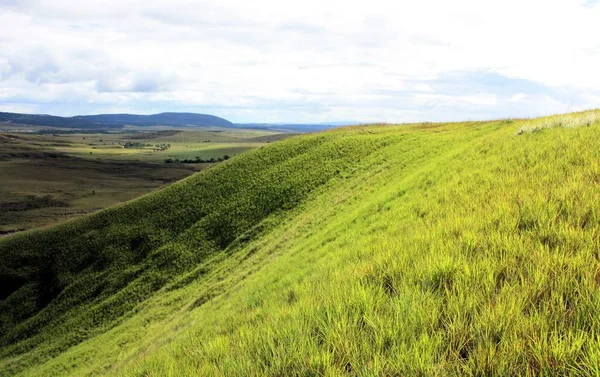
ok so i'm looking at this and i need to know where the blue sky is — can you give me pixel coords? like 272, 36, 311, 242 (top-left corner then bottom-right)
0, 0, 599, 123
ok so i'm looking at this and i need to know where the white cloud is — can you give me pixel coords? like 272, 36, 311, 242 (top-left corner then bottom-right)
510, 93, 527, 102
0, 0, 599, 122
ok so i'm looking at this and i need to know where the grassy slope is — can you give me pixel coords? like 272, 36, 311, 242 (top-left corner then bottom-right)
2, 111, 600, 376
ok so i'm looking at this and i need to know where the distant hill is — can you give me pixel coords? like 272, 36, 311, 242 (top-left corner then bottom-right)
75, 112, 234, 128
0, 112, 102, 129
235, 122, 346, 132
0, 111, 233, 129
0, 111, 349, 132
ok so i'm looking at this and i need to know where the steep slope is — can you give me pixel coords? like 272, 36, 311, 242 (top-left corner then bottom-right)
1, 111, 600, 376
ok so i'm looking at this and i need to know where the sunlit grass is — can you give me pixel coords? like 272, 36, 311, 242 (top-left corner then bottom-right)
2, 110, 600, 376
517, 109, 600, 134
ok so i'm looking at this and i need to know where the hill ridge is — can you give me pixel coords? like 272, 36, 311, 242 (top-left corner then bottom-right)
2, 111, 600, 376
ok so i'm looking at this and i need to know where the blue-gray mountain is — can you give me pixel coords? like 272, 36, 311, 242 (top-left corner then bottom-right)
0, 112, 233, 129
0, 111, 348, 132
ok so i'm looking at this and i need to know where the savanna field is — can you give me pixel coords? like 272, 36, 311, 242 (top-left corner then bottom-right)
0, 127, 287, 234
2, 110, 600, 376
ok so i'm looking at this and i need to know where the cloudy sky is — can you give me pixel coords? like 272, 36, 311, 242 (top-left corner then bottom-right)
0, 0, 599, 123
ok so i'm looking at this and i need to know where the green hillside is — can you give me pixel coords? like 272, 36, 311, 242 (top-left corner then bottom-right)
2, 110, 600, 376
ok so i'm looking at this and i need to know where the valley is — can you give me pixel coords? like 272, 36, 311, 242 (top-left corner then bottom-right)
0, 127, 289, 234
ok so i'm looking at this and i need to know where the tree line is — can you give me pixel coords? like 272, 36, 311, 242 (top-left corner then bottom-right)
164, 155, 230, 164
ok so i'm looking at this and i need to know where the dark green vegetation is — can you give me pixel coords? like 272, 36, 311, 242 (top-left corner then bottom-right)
0, 195, 69, 213
0, 128, 284, 234
164, 155, 230, 164
1, 110, 600, 376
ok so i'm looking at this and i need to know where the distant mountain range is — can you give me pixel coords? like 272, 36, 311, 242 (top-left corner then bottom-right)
0, 111, 351, 132
235, 122, 344, 132
0, 111, 233, 129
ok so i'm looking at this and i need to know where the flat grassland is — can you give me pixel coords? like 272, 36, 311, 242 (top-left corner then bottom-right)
0, 127, 289, 234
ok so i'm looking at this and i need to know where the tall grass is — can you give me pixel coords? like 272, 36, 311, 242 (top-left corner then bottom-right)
517, 109, 600, 134
2, 110, 600, 376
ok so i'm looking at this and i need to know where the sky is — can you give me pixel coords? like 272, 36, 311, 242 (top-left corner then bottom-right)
0, 0, 599, 123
